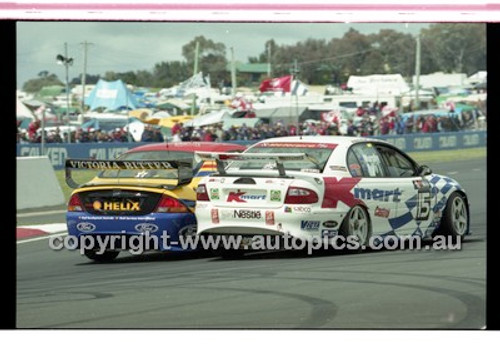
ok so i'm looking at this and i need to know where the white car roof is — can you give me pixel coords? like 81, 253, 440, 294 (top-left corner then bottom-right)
253, 135, 388, 147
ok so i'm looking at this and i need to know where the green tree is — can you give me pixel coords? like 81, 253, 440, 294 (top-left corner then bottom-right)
182, 36, 229, 85
152, 61, 189, 87
70, 73, 101, 85
420, 23, 486, 75
22, 72, 63, 93
366, 30, 416, 76
325, 28, 372, 83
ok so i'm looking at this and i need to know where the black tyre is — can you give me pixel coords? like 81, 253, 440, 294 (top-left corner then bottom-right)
220, 250, 245, 260
438, 192, 469, 243
339, 205, 371, 253
84, 250, 120, 262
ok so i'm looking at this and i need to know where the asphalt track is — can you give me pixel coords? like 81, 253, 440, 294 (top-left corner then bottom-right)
16, 157, 486, 329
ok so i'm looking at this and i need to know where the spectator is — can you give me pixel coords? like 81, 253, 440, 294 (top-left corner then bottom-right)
172, 131, 182, 142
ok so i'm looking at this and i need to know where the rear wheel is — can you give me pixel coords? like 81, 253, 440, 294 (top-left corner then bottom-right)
339, 206, 371, 252
220, 250, 245, 260
84, 250, 120, 262
438, 192, 469, 243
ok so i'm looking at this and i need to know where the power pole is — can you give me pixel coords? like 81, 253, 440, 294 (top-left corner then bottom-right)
267, 43, 272, 78
290, 59, 300, 126
414, 34, 421, 111
191, 41, 200, 116
231, 47, 237, 98
80, 41, 93, 121
64, 43, 70, 125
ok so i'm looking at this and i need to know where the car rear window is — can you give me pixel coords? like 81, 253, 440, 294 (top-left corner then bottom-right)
230, 142, 336, 173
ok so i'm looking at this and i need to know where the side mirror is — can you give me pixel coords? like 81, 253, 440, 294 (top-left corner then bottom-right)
418, 165, 432, 176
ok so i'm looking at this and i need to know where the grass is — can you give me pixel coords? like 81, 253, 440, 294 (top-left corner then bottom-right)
55, 170, 96, 201
407, 147, 486, 164
54, 147, 486, 201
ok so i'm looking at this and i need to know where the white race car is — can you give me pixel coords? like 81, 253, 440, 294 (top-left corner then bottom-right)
195, 136, 470, 255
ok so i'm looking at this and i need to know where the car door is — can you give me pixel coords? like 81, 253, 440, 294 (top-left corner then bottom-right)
346, 142, 402, 236
374, 144, 434, 237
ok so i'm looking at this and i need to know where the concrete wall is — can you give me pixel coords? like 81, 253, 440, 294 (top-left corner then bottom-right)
17, 156, 65, 210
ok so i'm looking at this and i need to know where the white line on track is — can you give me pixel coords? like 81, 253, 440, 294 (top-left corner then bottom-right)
17, 210, 66, 218
447, 171, 458, 175
17, 232, 68, 245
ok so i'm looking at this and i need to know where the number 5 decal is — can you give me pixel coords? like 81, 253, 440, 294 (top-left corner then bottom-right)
416, 191, 431, 220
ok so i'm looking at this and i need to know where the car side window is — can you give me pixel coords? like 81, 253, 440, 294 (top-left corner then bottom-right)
376, 145, 417, 177
347, 148, 363, 177
347, 143, 386, 178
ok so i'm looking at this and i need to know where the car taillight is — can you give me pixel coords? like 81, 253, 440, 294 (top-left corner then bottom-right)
68, 194, 84, 212
155, 195, 189, 213
284, 187, 319, 204
196, 184, 210, 201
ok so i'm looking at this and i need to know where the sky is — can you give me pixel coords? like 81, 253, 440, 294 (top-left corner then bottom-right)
16, 21, 431, 89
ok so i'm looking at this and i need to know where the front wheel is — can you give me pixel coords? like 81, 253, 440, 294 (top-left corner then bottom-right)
438, 192, 469, 243
84, 250, 120, 262
339, 206, 371, 253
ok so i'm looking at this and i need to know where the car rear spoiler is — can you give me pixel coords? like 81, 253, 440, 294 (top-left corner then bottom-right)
65, 159, 193, 189
195, 152, 319, 177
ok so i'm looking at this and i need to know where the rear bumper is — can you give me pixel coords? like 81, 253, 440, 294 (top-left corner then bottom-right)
66, 211, 197, 251
196, 205, 346, 242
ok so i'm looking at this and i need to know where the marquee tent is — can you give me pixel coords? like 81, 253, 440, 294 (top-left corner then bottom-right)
85, 79, 141, 111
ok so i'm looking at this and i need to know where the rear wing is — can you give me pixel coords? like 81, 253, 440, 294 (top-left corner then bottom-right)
195, 152, 319, 177
65, 159, 193, 189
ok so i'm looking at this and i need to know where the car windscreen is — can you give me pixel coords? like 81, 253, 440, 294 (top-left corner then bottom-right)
229, 143, 336, 173
98, 151, 194, 179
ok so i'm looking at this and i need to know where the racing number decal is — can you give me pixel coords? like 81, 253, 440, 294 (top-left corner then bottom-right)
416, 191, 431, 220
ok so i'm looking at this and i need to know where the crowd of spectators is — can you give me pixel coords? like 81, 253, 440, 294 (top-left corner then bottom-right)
17, 101, 485, 144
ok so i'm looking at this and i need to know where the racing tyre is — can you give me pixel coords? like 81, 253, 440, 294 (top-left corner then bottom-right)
438, 192, 469, 244
84, 250, 120, 262
339, 206, 371, 253
220, 250, 245, 260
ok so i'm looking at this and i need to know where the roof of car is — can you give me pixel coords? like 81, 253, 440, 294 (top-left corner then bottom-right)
126, 142, 247, 153
253, 135, 385, 147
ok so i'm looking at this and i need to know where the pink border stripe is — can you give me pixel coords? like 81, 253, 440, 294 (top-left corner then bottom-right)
1, 3, 500, 12
17, 228, 48, 240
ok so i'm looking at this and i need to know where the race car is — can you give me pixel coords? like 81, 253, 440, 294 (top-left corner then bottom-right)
195, 136, 470, 256
65, 142, 246, 262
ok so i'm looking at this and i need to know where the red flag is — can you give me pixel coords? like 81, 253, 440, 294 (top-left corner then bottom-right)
259, 75, 292, 92
322, 110, 342, 125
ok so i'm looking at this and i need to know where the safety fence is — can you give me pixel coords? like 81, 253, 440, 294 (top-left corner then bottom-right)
16, 130, 486, 170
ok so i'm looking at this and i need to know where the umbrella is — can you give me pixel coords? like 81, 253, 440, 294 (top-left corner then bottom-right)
158, 115, 194, 129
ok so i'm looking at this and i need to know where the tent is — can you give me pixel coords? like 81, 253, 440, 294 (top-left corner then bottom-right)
17, 98, 36, 119
347, 74, 409, 95
183, 110, 231, 127
85, 79, 142, 111
38, 85, 65, 98
81, 116, 140, 131
158, 115, 193, 129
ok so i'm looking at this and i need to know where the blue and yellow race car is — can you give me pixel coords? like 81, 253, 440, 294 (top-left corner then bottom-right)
65, 142, 246, 262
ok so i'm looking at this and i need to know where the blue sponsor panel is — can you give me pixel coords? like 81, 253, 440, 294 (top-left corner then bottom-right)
66, 211, 197, 251
16, 131, 486, 169
375, 131, 486, 152
16, 142, 146, 170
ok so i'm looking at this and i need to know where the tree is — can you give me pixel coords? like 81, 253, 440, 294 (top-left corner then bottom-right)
70, 74, 101, 85
420, 23, 486, 75
366, 30, 416, 76
151, 61, 189, 88
22, 72, 63, 93
182, 36, 229, 85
